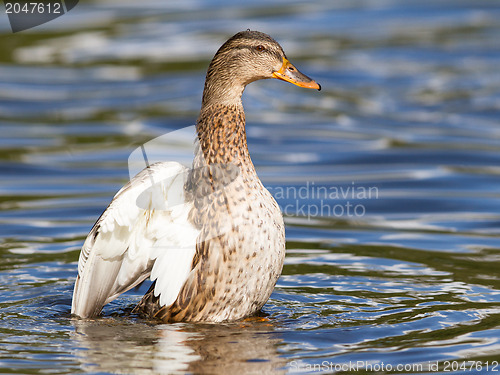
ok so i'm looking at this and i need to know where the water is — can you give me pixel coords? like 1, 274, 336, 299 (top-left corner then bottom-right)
1, 0, 500, 373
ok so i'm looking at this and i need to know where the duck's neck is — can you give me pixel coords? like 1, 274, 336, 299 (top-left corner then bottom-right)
195, 102, 254, 170
201, 56, 247, 108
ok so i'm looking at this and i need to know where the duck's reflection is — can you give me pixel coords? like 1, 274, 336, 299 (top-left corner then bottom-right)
72, 317, 286, 374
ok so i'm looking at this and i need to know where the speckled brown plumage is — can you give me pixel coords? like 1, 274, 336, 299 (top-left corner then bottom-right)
136, 100, 285, 322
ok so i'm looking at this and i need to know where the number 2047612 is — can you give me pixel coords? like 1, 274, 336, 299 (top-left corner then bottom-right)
5, 2, 62, 14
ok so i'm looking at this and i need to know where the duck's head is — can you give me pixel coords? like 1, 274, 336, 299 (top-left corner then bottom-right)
202, 30, 320, 106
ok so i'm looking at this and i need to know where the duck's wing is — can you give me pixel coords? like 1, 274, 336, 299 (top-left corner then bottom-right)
71, 161, 199, 318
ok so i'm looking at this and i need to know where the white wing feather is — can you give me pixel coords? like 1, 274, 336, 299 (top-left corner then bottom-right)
71, 161, 199, 318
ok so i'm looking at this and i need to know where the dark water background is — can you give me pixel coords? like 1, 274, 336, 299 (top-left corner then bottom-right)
1, 0, 500, 373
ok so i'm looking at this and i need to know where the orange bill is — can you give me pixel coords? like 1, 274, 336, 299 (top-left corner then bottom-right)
272, 57, 321, 91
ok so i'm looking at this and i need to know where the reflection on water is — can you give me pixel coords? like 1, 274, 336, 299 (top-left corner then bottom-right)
73, 318, 285, 374
1, 0, 500, 373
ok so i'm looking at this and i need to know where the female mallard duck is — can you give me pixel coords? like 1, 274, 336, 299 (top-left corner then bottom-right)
71, 30, 320, 322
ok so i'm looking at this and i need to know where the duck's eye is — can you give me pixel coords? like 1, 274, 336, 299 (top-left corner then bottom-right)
255, 45, 266, 52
